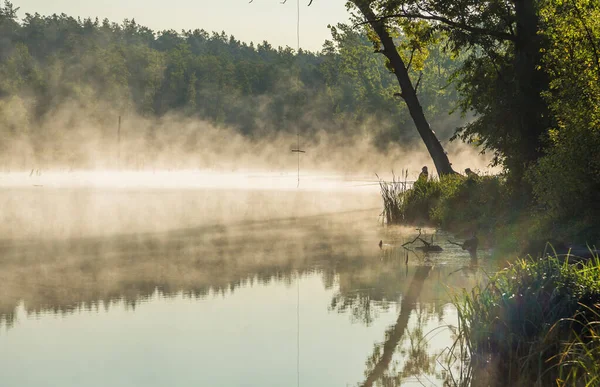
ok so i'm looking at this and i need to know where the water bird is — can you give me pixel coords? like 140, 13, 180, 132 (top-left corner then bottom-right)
462, 234, 478, 252
379, 240, 383, 249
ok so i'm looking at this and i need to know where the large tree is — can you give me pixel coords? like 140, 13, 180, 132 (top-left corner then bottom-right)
346, 0, 553, 181
273, 0, 457, 176
349, 0, 456, 175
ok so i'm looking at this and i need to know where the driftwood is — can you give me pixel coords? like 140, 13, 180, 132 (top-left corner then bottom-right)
403, 229, 443, 253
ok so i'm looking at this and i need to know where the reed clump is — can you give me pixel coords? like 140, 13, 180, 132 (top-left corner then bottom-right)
377, 171, 407, 224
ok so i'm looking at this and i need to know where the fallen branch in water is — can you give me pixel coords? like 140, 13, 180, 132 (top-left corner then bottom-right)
402, 229, 423, 247
447, 240, 463, 248
403, 229, 443, 252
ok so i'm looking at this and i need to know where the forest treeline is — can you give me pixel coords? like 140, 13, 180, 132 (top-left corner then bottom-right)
0, 1, 464, 169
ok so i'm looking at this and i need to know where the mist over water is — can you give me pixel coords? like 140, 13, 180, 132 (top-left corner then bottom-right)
0, 101, 498, 384
0, 165, 497, 386
0, 88, 500, 385
0, 7, 506, 384
0, 93, 494, 174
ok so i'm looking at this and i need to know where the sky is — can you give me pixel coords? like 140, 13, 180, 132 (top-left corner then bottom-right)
12, 0, 350, 52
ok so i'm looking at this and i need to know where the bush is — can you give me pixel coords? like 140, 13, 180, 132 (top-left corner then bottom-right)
399, 174, 516, 240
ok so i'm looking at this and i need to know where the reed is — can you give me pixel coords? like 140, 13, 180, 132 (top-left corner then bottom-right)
377, 170, 408, 224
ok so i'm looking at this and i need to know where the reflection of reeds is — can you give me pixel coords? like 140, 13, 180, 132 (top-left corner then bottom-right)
377, 170, 408, 224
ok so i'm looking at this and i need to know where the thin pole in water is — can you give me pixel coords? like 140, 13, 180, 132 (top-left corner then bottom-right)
296, 1, 301, 384
291, 0, 305, 189
291, 127, 305, 188
118, 115, 121, 169
297, 271, 300, 387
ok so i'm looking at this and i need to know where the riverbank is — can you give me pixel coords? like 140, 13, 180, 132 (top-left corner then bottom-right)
382, 173, 599, 257
382, 173, 600, 385
454, 255, 600, 386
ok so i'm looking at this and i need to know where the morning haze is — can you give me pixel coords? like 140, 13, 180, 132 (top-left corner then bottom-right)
2, 0, 597, 386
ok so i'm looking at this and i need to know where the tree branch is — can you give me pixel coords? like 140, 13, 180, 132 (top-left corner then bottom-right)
573, 3, 600, 81
355, 11, 516, 42
252, 0, 313, 4
406, 47, 416, 72
402, 229, 422, 247
414, 71, 423, 94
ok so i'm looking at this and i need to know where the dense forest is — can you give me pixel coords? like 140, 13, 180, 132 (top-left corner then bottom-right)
0, 1, 466, 169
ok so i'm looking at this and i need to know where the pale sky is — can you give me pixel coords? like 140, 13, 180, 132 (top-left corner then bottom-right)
12, 0, 350, 52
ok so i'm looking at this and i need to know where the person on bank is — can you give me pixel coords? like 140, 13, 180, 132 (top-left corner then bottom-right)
417, 166, 428, 183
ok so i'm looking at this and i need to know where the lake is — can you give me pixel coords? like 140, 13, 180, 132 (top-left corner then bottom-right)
0, 170, 493, 386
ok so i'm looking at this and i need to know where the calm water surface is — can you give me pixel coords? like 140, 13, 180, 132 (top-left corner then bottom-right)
0, 171, 494, 386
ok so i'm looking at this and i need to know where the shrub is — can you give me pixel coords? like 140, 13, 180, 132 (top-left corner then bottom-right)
398, 173, 514, 239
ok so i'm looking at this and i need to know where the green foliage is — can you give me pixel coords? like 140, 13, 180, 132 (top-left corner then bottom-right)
366, 0, 599, 246
453, 254, 600, 386
399, 173, 512, 236
348, 0, 555, 182
554, 303, 600, 387
324, 22, 463, 146
528, 0, 600, 233
399, 176, 446, 224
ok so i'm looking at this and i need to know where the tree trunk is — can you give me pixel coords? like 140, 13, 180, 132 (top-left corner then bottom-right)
352, 1, 456, 176
511, 0, 550, 178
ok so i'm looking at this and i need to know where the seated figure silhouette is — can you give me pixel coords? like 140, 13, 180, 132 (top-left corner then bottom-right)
465, 168, 478, 178
417, 166, 428, 183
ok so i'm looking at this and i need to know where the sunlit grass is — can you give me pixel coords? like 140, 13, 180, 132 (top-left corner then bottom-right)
447, 252, 600, 386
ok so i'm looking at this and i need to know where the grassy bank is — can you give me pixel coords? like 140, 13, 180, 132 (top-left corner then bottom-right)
380, 173, 600, 385
451, 255, 600, 386
381, 173, 598, 256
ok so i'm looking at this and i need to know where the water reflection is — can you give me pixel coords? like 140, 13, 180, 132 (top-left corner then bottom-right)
0, 189, 492, 386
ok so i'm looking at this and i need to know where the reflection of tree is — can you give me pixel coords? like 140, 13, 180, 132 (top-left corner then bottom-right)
399, 307, 437, 379
328, 248, 410, 325
0, 311, 15, 330
330, 238, 486, 330
346, 248, 488, 387
330, 291, 384, 326
361, 265, 433, 387
0, 210, 375, 323
361, 304, 451, 387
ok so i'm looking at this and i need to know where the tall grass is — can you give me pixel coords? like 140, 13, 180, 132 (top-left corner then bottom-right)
450, 253, 600, 386
553, 302, 600, 386
377, 171, 408, 224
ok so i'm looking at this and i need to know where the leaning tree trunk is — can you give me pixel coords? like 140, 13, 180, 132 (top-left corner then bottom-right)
352, 1, 456, 176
